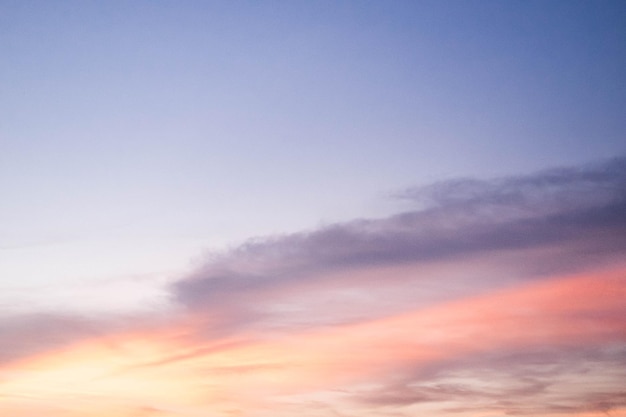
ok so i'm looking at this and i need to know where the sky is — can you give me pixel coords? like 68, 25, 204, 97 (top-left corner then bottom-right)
1, 1, 625, 416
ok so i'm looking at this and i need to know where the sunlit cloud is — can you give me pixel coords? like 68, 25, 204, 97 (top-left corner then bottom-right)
1, 158, 625, 416
2, 269, 624, 416
172, 157, 626, 334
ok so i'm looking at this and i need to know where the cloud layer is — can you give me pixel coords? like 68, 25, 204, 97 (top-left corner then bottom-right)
1, 157, 625, 417
173, 157, 626, 331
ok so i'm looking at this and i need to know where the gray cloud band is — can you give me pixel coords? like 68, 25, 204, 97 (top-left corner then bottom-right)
174, 157, 626, 310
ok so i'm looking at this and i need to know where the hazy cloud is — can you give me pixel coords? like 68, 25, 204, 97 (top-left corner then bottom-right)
0, 313, 108, 365
2, 158, 624, 417
173, 157, 626, 321
351, 344, 626, 415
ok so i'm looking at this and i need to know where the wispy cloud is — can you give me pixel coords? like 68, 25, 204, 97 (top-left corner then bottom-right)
1, 158, 625, 416
172, 157, 626, 333
0, 313, 109, 365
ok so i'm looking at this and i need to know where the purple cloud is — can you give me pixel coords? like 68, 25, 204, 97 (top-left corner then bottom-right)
350, 345, 626, 416
173, 157, 626, 323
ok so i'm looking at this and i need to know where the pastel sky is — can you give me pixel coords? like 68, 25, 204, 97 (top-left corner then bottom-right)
1, 1, 625, 416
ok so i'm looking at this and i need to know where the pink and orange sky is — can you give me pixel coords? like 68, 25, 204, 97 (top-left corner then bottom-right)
1, 1, 626, 416
2, 157, 625, 417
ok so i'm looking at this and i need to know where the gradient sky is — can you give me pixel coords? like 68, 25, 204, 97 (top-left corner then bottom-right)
1, 1, 625, 416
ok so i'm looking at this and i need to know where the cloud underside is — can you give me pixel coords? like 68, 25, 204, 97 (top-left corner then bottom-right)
175, 157, 626, 310
1, 157, 625, 417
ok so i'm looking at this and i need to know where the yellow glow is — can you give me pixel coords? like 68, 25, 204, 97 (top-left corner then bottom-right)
1, 270, 624, 416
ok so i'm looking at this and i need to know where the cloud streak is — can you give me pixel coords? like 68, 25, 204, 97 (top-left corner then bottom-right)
173, 158, 626, 331
1, 157, 625, 417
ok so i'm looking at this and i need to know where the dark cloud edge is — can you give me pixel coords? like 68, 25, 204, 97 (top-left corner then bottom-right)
2, 157, 625, 367
173, 156, 626, 310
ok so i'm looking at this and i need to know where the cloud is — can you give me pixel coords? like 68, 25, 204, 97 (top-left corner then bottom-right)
2, 157, 625, 417
329, 270, 626, 416
0, 310, 168, 367
0, 313, 109, 365
398, 156, 626, 213
1, 270, 624, 416
351, 344, 626, 416
172, 157, 626, 333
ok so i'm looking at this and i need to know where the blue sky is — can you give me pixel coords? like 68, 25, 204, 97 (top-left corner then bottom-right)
1, 2, 625, 416
2, 0, 625, 305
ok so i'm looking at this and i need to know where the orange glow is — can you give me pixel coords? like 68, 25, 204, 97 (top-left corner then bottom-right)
1, 268, 624, 416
